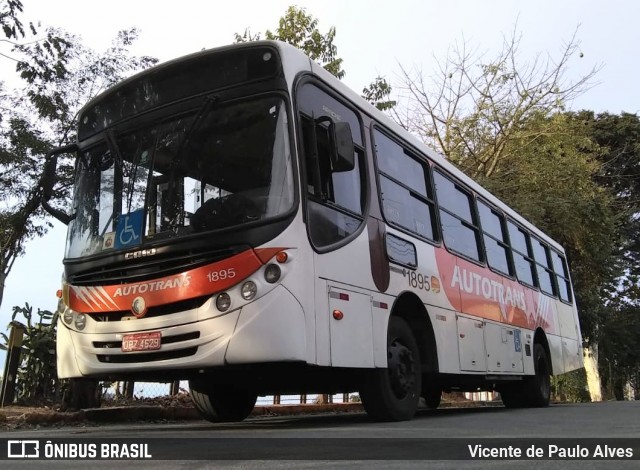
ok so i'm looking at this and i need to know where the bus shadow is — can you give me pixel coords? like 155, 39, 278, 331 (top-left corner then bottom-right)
168, 404, 510, 432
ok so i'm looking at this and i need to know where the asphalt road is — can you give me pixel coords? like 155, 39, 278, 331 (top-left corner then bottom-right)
1, 401, 639, 469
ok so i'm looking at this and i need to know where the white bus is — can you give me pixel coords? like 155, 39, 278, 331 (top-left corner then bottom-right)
42, 40, 583, 422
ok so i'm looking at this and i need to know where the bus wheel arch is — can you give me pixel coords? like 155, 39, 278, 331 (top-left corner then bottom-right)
390, 292, 442, 409
528, 328, 552, 407
390, 291, 439, 375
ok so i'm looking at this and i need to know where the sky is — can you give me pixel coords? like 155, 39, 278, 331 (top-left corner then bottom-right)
1, 0, 639, 340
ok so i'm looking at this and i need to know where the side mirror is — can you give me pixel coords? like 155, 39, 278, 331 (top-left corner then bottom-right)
40, 143, 78, 225
329, 121, 355, 172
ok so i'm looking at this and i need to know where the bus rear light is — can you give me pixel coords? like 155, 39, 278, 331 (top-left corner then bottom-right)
264, 264, 281, 284
333, 310, 344, 320
241, 281, 257, 300
216, 293, 231, 312
275, 251, 288, 263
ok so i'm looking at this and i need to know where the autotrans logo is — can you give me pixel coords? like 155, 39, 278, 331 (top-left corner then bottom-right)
7, 440, 39, 458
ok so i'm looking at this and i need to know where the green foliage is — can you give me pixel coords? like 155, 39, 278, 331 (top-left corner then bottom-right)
362, 76, 396, 112
2, 303, 60, 404
575, 111, 640, 275
551, 368, 590, 403
597, 276, 640, 400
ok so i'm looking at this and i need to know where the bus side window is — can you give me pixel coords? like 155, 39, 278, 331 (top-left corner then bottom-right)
532, 237, 555, 296
552, 251, 572, 303
507, 221, 536, 287
433, 171, 482, 262
373, 129, 437, 242
477, 200, 512, 276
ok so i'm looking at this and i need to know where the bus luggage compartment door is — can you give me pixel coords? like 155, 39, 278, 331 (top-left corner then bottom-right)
457, 315, 487, 372
484, 322, 524, 373
328, 286, 374, 368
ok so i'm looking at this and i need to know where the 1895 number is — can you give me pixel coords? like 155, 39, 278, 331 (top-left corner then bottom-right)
207, 268, 236, 283
406, 270, 431, 292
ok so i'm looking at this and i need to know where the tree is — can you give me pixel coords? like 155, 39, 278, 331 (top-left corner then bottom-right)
573, 111, 640, 399
395, 27, 599, 178
0, 15, 157, 309
577, 111, 640, 275
235, 6, 395, 111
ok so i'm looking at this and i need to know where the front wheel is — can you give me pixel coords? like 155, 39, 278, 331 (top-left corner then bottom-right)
359, 317, 422, 421
422, 379, 442, 410
189, 380, 257, 423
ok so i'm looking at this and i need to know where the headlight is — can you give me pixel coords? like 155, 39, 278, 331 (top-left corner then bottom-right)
241, 281, 257, 300
63, 309, 74, 325
74, 313, 87, 330
264, 264, 281, 284
216, 292, 231, 312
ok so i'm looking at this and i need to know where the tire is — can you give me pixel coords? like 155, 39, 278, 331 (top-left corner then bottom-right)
61, 378, 102, 411
499, 385, 527, 408
526, 343, 551, 407
189, 380, 257, 423
360, 317, 422, 421
422, 378, 442, 409
500, 343, 551, 408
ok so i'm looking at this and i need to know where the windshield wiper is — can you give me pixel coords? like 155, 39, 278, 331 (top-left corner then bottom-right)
162, 94, 220, 232
174, 94, 220, 163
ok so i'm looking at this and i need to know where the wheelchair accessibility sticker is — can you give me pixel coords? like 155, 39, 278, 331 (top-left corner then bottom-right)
115, 209, 143, 249
514, 329, 522, 352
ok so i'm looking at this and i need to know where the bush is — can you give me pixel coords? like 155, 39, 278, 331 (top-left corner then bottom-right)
1, 303, 62, 405
551, 369, 591, 403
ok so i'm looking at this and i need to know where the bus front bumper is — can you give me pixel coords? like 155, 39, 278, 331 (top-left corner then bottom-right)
56, 285, 306, 379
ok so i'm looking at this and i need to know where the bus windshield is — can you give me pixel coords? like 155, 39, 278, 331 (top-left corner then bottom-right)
65, 95, 294, 259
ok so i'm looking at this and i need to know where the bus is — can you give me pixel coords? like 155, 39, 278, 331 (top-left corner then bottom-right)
41, 40, 583, 422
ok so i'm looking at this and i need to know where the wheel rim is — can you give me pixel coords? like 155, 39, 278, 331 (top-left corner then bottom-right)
388, 337, 417, 399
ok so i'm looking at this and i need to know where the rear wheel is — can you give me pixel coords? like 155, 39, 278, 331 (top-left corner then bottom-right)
526, 343, 551, 407
360, 317, 421, 421
189, 380, 257, 422
499, 385, 527, 408
500, 343, 551, 408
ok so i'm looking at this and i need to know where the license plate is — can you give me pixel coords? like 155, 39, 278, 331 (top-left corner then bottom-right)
121, 332, 161, 352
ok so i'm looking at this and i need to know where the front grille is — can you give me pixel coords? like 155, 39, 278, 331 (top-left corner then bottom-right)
96, 347, 198, 363
93, 331, 200, 349
93, 296, 210, 322
68, 245, 246, 285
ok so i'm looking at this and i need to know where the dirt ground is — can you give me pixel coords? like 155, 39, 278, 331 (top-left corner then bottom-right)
0, 394, 197, 430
